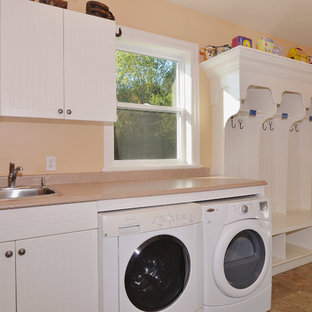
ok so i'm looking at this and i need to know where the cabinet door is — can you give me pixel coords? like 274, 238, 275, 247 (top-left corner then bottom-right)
16, 230, 98, 312
0, 0, 64, 118
64, 10, 116, 122
0, 242, 16, 312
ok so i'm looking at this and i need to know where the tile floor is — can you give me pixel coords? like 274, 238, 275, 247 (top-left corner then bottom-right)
271, 263, 312, 311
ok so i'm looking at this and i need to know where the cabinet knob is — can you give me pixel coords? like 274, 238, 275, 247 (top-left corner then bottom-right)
5, 250, 13, 258
58, 108, 63, 114
18, 248, 26, 256
66, 109, 72, 115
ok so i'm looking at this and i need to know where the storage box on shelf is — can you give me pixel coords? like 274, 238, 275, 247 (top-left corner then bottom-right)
201, 46, 312, 274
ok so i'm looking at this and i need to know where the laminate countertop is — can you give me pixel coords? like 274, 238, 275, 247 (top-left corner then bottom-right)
0, 176, 266, 210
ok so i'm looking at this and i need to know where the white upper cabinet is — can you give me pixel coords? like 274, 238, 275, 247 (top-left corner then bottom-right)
64, 10, 116, 121
0, 0, 116, 122
0, 0, 64, 119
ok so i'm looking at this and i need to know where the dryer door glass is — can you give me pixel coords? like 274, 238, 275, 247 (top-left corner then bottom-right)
124, 234, 190, 311
224, 229, 265, 289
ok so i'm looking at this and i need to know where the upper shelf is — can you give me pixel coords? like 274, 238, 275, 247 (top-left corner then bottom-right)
200, 46, 312, 107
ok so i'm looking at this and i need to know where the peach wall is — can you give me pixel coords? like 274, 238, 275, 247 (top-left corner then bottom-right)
0, 117, 104, 175
1, 0, 312, 176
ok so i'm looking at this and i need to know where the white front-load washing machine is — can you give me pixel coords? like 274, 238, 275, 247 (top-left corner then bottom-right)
201, 197, 272, 312
98, 203, 203, 312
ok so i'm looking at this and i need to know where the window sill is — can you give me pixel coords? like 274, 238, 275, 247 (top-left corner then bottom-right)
101, 164, 202, 173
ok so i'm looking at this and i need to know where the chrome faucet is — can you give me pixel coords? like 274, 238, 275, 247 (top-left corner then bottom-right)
8, 162, 23, 188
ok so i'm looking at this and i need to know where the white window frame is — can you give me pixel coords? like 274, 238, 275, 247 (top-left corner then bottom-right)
103, 26, 200, 170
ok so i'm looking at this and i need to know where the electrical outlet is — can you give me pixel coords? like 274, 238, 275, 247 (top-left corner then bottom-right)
46, 156, 56, 171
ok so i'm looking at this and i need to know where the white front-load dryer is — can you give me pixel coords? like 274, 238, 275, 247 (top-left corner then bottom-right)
201, 197, 272, 312
98, 203, 203, 312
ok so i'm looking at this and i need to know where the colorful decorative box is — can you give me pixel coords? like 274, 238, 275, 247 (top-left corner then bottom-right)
215, 44, 231, 56
232, 36, 252, 48
287, 47, 309, 63
200, 45, 231, 60
257, 37, 282, 55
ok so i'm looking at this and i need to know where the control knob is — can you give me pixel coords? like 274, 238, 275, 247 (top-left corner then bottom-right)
241, 205, 249, 214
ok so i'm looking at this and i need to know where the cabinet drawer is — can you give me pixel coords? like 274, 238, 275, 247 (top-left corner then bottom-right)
0, 202, 97, 242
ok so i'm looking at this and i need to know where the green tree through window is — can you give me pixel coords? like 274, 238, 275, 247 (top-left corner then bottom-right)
115, 51, 178, 160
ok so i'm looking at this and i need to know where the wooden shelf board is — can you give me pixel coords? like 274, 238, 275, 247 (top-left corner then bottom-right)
272, 209, 312, 235
272, 256, 285, 267
272, 254, 312, 275
273, 244, 312, 268
238, 110, 275, 117
286, 243, 312, 261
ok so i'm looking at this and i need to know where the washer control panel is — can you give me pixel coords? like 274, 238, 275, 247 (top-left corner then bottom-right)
201, 197, 271, 228
99, 203, 201, 237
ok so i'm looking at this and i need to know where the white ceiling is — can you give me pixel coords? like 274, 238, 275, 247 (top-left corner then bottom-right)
165, 0, 312, 48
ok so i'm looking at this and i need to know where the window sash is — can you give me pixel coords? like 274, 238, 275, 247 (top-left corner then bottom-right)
115, 49, 185, 163
115, 105, 185, 162
117, 102, 182, 114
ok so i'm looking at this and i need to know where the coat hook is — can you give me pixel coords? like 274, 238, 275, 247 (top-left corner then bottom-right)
269, 121, 274, 131
238, 119, 243, 130
231, 117, 236, 128
115, 27, 122, 37
262, 121, 268, 131
295, 123, 299, 132
290, 123, 299, 132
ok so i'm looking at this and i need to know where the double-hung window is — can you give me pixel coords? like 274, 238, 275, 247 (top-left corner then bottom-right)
104, 27, 199, 169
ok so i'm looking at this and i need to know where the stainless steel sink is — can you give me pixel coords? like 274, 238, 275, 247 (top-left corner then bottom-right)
0, 187, 57, 200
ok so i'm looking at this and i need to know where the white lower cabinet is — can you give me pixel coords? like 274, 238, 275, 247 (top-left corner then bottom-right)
1, 230, 98, 312
0, 242, 16, 312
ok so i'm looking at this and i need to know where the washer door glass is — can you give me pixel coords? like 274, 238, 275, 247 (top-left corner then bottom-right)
125, 234, 190, 311
224, 229, 265, 289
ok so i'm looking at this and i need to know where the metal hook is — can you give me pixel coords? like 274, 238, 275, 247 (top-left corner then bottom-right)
238, 119, 243, 130
290, 123, 299, 132
269, 121, 274, 131
295, 123, 299, 132
115, 27, 122, 37
231, 117, 236, 128
262, 121, 267, 131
